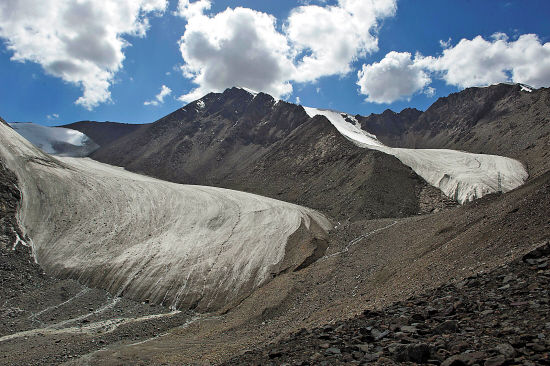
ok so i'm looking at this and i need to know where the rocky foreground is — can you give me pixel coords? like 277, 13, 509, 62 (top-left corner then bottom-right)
224, 240, 550, 366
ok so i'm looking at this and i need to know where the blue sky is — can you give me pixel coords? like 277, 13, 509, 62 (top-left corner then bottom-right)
0, 0, 549, 126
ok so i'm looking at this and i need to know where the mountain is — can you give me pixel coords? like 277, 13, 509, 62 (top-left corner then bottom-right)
358, 83, 550, 178
91, 85, 530, 213
61, 120, 143, 147
9, 122, 99, 157
92, 87, 442, 220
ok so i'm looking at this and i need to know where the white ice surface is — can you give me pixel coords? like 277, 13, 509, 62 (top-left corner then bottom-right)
0, 122, 330, 311
304, 107, 528, 203
9, 122, 97, 157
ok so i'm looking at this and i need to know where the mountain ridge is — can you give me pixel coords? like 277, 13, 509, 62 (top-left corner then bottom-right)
358, 83, 550, 178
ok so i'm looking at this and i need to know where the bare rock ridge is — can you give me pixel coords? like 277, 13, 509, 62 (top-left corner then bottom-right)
358, 83, 550, 178
91, 87, 445, 220
223, 115, 432, 220
88, 84, 540, 214
0, 121, 331, 312
91, 87, 311, 185
61, 121, 143, 147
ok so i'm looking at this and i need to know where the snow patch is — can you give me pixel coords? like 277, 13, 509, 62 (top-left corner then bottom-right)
520, 84, 533, 92
304, 107, 528, 203
237, 86, 259, 96
197, 100, 206, 109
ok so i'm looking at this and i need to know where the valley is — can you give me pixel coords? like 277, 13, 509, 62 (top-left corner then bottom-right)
0, 84, 549, 365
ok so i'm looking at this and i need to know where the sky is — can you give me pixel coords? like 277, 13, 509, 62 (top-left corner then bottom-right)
0, 0, 549, 126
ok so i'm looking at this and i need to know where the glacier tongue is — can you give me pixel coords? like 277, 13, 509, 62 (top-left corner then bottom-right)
0, 121, 331, 312
304, 107, 528, 204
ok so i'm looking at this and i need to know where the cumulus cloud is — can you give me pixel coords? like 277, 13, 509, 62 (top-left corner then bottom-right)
357, 51, 431, 104
419, 33, 550, 89
46, 113, 60, 121
358, 33, 550, 103
144, 84, 172, 106
0, 0, 167, 110
176, 0, 397, 102
177, 5, 295, 102
286, 0, 397, 82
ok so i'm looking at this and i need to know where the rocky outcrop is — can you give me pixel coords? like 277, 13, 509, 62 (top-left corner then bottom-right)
224, 116, 434, 220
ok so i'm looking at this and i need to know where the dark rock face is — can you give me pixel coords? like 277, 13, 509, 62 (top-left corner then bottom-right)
61, 121, 143, 147
92, 88, 311, 186
0, 158, 48, 333
223, 115, 432, 220
0, 159, 24, 248
358, 83, 550, 178
91, 88, 438, 220
222, 240, 550, 366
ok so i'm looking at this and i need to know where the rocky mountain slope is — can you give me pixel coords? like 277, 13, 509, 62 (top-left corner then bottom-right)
91, 87, 442, 220
359, 83, 550, 178
61, 121, 143, 147
224, 240, 550, 366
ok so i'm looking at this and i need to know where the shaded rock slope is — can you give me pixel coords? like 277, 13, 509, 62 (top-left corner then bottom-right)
223, 115, 436, 220
359, 83, 550, 178
223, 240, 550, 366
61, 121, 143, 147
91, 88, 446, 220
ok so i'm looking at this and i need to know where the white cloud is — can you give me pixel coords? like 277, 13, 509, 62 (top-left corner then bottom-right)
358, 33, 550, 103
295, 96, 301, 104
176, 0, 211, 19
144, 84, 172, 106
47, 113, 59, 120
0, 0, 167, 110
418, 33, 550, 89
175, 0, 397, 102
286, 0, 397, 82
357, 51, 431, 104
177, 5, 295, 102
